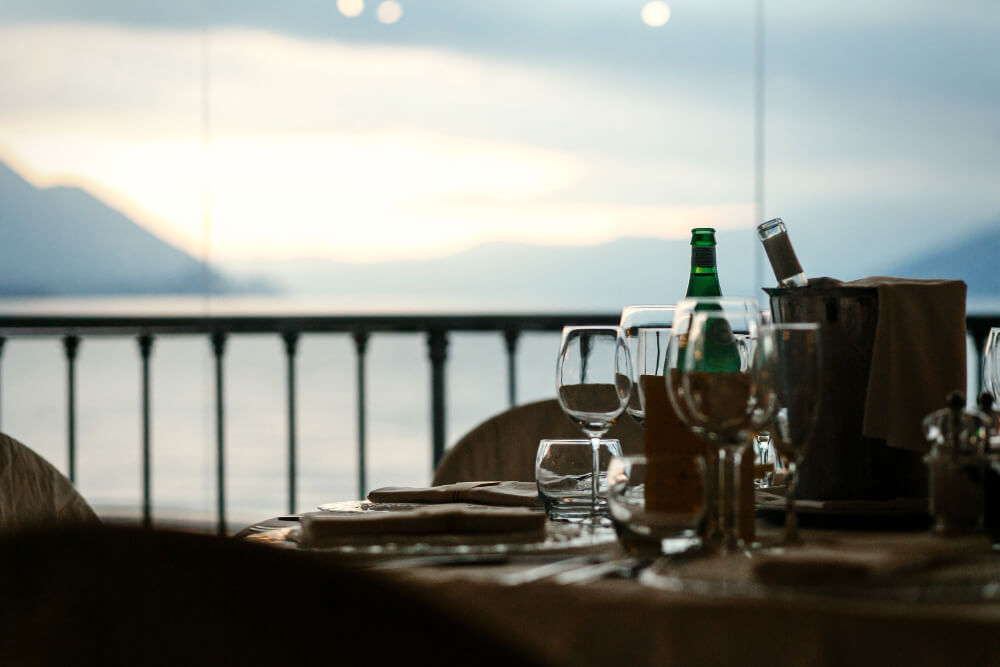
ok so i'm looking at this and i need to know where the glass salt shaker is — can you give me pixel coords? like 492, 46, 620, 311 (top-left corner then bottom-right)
922, 392, 990, 535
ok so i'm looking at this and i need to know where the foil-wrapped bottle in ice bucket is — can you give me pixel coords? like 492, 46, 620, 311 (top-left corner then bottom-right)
922, 392, 990, 535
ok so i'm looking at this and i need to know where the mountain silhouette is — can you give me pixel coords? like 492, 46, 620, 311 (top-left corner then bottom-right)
221, 233, 762, 310
893, 220, 1000, 298
0, 160, 235, 296
4, 157, 996, 304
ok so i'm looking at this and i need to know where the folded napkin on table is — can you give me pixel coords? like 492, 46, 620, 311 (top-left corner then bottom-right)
300, 504, 545, 548
844, 277, 966, 452
753, 533, 988, 586
367, 481, 541, 507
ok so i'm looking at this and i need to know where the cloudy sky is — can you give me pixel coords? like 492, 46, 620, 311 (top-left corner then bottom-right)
0, 0, 997, 279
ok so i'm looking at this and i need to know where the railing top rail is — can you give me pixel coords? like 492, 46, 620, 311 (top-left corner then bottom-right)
0, 312, 995, 337
0, 312, 622, 337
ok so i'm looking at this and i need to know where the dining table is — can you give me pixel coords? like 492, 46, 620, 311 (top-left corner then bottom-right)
238, 494, 1000, 667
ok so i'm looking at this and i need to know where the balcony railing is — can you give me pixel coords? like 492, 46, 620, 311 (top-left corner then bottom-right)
0, 312, 996, 535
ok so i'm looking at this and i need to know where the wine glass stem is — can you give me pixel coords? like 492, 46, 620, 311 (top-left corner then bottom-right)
591, 436, 601, 516
784, 460, 801, 545
717, 446, 744, 552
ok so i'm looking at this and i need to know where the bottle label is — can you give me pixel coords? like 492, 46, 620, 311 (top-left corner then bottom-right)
762, 233, 804, 283
692, 247, 716, 268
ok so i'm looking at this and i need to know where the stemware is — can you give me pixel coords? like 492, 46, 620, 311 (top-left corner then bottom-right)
556, 326, 633, 517
764, 323, 823, 545
619, 306, 675, 426
673, 298, 774, 552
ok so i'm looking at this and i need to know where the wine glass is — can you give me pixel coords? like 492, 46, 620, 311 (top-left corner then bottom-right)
556, 326, 633, 518
676, 301, 773, 553
764, 323, 823, 545
664, 298, 763, 549
619, 306, 675, 426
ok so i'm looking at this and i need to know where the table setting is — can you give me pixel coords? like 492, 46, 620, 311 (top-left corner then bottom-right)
238, 222, 1000, 665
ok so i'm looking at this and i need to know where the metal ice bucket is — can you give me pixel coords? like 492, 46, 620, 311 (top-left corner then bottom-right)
766, 286, 927, 500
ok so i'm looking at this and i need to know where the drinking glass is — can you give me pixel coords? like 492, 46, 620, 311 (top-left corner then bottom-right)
619, 306, 675, 426
677, 301, 774, 552
606, 454, 709, 556
556, 326, 633, 517
764, 323, 823, 545
536, 439, 624, 520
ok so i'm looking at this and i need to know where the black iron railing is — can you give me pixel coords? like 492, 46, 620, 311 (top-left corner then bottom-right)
0, 312, 996, 535
0, 313, 620, 534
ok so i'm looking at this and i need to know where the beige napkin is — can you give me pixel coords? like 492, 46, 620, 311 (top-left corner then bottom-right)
753, 534, 988, 586
367, 481, 541, 507
299, 505, 545, 548
841, 277, 967, 452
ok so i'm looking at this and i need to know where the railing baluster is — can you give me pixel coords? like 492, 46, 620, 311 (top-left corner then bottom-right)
503, 330, 520, 408
282, 332, 300, 515
138, 334, 154, 529
63, 335, 81, 485
353, 330, 370, 499
0, 336, 5, 429
427, 330, 449, 471
210, 332, 228, 536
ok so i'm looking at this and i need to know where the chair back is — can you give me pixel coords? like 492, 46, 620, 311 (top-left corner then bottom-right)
433, 399, 643, 485
0, 432, 98, 532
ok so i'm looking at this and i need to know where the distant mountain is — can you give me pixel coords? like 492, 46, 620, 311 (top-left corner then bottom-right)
222, 233, 762, 310
0, 160, 236, 296
893, 221, 1000, 297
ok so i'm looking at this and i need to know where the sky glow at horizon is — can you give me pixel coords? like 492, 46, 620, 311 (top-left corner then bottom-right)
0, 0, 997, 274
0, 21, 754, 261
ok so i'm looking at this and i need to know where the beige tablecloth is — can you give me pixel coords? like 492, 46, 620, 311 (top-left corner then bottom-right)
244, 514, 1000, 667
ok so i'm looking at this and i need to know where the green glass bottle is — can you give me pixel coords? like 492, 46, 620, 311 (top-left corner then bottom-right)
683, 228, 741, 372
685, 227, 723, 297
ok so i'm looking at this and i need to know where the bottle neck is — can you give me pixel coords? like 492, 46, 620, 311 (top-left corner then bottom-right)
686, 246, 723, 297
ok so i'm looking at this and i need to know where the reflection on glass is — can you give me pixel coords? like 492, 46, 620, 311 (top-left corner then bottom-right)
984, 327, 1000, 399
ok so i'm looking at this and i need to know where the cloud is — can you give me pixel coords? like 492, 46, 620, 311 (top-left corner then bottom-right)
0, 23, 757, 259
